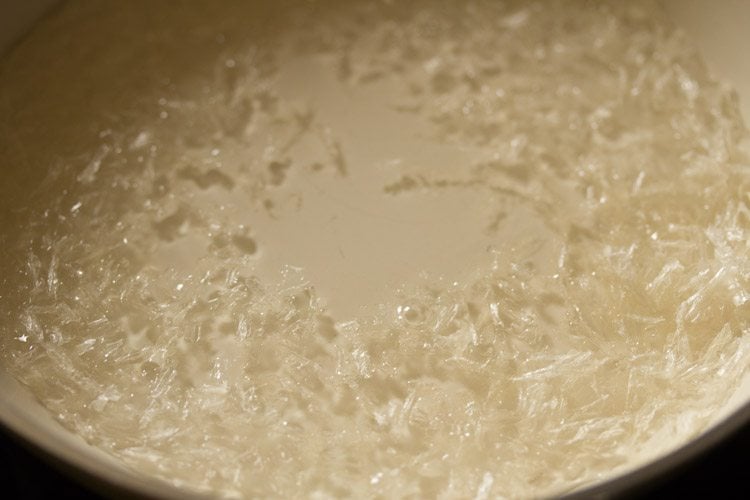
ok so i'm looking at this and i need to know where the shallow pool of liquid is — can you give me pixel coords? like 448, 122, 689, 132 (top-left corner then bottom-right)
0, 1, 749, 497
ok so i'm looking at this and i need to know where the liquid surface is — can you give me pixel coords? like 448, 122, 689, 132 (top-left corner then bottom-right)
1, 1, 749, 498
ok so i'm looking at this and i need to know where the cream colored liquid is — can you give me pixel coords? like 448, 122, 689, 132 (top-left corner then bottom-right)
1, 1, 749, 498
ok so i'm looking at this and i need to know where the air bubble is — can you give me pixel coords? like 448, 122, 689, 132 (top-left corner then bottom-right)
396, 304, 420, 323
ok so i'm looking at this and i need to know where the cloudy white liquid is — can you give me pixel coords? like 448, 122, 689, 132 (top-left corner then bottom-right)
1, 1, 749, 497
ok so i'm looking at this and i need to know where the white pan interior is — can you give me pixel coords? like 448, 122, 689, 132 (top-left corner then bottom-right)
0, 0, 748, 497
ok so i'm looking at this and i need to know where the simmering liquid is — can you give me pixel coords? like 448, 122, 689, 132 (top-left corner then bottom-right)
1, 1, 749, 497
